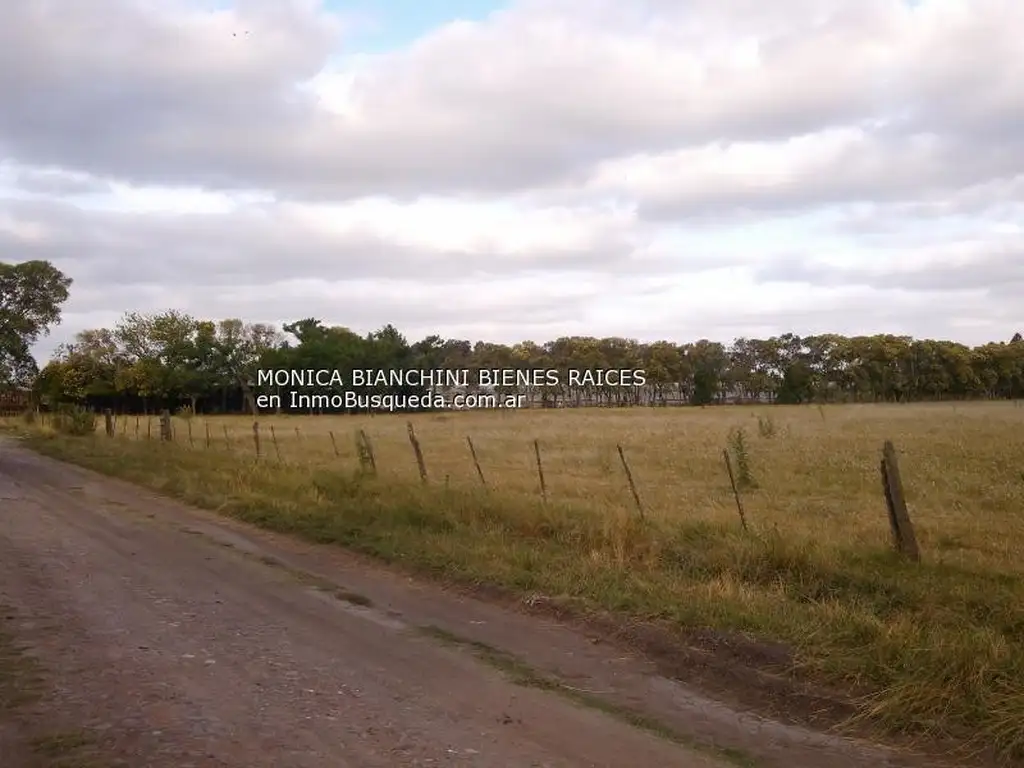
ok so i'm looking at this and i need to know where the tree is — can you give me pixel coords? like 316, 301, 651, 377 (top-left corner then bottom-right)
113, 311, 198, 411
644, 341, 682, 405
687, 340, 728, 405
34, 328, 124, 405
213, 318, 282, 414
0, 260, 72, 385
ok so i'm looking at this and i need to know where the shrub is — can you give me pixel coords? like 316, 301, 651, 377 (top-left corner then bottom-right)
51, 405, 96, 436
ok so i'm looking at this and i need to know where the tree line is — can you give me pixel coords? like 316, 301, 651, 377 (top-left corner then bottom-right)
32, 310, 1024, 413
3, 261, 1021, 413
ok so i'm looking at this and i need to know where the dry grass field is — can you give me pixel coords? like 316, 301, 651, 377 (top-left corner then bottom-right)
9, 401, 1024, 763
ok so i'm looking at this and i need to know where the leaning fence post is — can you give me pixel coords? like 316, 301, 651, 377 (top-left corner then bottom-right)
617, 444, 645, 520
533, 439, 547, 503
358, 429, 377, 475
328, 430, 340, 457
466, 436, 487, 489
723, 449, 749, 532
407, 422, 428, 483
880, 440, 920, 561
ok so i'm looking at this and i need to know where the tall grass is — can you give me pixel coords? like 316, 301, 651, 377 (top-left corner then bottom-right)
9, 401, 1024, 762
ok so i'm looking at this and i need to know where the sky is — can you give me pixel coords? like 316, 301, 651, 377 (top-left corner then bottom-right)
1, 0, 1022, 363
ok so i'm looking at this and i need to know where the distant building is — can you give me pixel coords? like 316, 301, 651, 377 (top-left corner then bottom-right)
0, 386, 32, 415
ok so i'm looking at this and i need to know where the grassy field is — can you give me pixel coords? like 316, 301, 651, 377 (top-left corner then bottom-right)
9, 401, 1024, 763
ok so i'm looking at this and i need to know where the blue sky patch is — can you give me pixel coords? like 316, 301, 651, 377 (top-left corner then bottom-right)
325, 0, 504, 51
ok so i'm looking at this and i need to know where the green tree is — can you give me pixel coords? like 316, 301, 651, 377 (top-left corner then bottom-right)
35, 328, 123, 404
687, 340, 727, 405
0, 260, 72, 385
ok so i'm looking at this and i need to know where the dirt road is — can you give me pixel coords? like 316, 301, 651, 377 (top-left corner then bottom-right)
0, 437, 925, 767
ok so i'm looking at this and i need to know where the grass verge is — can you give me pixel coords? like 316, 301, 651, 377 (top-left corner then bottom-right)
13, 427, 1024, 764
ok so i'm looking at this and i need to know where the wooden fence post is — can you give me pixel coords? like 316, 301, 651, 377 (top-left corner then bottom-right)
723, 449, 748, 532
159, 410, 172, 441
222, 425, 232, 451
533, 439, 547, 503
364, 430, 377, 474
205, 422, 211, 448
407, 422, 428, 483
328, 430, 340, 457
252, 421, 261, 459
880, 440, 920, 561
270, 425, 282, 463
104, 409, 114, 437
356, 430, 377, 475
466, 436, 487, 489
187, 419, 194, 448
617, 444, 645, 520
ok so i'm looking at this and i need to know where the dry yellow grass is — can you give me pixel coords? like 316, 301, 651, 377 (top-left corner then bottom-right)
137, 401, 1024, 575
10, 401, 1024, 763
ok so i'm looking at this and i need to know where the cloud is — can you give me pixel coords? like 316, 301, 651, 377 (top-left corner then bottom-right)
583, 133, 1024, 220
1, 165, 112, 197
0, 192, 689, 288
754, 235, 1024, 297
5, 0, 1020, 199
1, 0, 1022, 360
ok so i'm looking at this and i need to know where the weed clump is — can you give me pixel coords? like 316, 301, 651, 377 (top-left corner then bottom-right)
727, 427, 757, 489
757, 414, 777, 439
50, 405, 95, 436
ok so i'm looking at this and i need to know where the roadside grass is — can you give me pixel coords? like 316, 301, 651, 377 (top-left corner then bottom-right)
7, 401, 1024, 763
